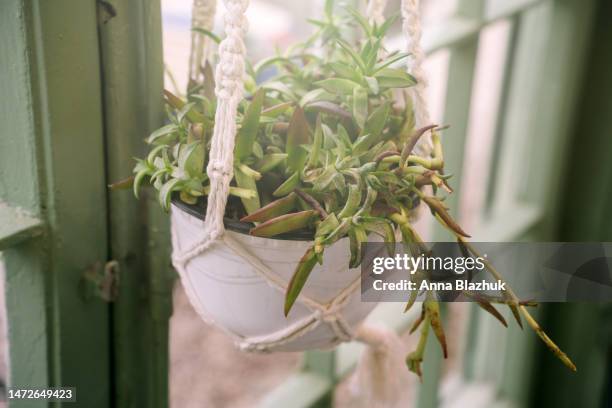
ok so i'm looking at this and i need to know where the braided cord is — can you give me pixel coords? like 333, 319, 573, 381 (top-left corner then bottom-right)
401, 0, 432, 131
366, 0, 387, 25
204, 0, 249, 240
188, 0, 218, 87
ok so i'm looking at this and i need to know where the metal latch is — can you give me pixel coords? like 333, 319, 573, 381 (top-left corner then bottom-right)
81, 260, 120, 302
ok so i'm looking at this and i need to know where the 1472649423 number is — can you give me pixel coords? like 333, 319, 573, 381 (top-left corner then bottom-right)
7, 387, 76, 402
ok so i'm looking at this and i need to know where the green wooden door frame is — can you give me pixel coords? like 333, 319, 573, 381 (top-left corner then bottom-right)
1, 0, 111, 406
0, 0, 170, 407
97, 1, 171, 407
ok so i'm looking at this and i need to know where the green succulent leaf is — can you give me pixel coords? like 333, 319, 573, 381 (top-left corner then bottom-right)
305, 101, 352, 121
147, 124, 179, 145
241, 192, 298, 223
352, 103, 390, 155
364, 76, 379, 95
352, 86, 368, 128
262, 81, 299, 101
159, 178, 183, 210
338, 184, 362, 219
250, 210, 317, 237
316, 213, 340, 237
284, 247, 318, 316
314, 78, 361, 95
255, 153, 287, 173
286, 107, 312, 172
327, 62, 362, 82
235, 88, 265, 160
262, 101, 293, 117
192, 27, 221, 44
345, 6, 372, 37
374, 52, 411, 73
348, 225, 368, 268
234, 164, 261, 215
306, 116, 323, 169
164, 90, 206, 123
254, 56, 298, 78
133, 168, 150, 199
374, 12, 400, 37
375, 68, 417, 89
178, 141, 205, 178
321, 218, 351, 245
313, 165, 339, 192
336, 39, 367, 72
203, 62, 216, 101
273, 171, 300, 197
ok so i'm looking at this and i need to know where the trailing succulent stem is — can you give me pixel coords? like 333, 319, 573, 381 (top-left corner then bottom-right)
123, 0, 576, 378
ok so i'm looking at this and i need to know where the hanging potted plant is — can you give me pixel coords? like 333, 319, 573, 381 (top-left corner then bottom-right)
114, 0, 575, 380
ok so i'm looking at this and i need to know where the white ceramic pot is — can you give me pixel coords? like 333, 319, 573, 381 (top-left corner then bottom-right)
171, 205, 378, 352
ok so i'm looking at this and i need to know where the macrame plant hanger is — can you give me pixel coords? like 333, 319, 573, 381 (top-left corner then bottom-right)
176, 0, 432, 405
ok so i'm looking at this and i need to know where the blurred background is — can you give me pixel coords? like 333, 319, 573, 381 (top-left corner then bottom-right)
0, 0, 611, 407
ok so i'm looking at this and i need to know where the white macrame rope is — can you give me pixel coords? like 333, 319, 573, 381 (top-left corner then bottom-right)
188, 0, 217, 85
366, 0, 387, 25
401, 0, 434, 156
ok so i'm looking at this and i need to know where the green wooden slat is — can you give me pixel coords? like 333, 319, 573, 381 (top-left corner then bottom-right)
420, 1, 485, 406
422, 17, 480, 55
300, 350, 336, 405
473, 204, 541, 242
97, 0, 171, 406
0, 3, 51, 401
30, 0, 111, 402
485, 0, 545, 21
0, 203, 43, 251
420, 0, 544, 55
486, 6, 549, 217
483, 17, 520, 213
1, 0, 112, 406
432, 0, 485, 231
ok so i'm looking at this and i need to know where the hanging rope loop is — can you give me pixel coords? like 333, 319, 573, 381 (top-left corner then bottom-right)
401, 0, 432, 133
214, 0, 249, 101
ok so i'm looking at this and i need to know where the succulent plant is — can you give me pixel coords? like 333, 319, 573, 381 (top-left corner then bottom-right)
114, 1, 576, 379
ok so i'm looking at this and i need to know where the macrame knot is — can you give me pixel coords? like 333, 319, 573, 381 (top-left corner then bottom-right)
207, 160, 233, 180
213, 0, 248, 101
224, 12, 248, 35
218, 36, 245, 55
223, 0, 249, 32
